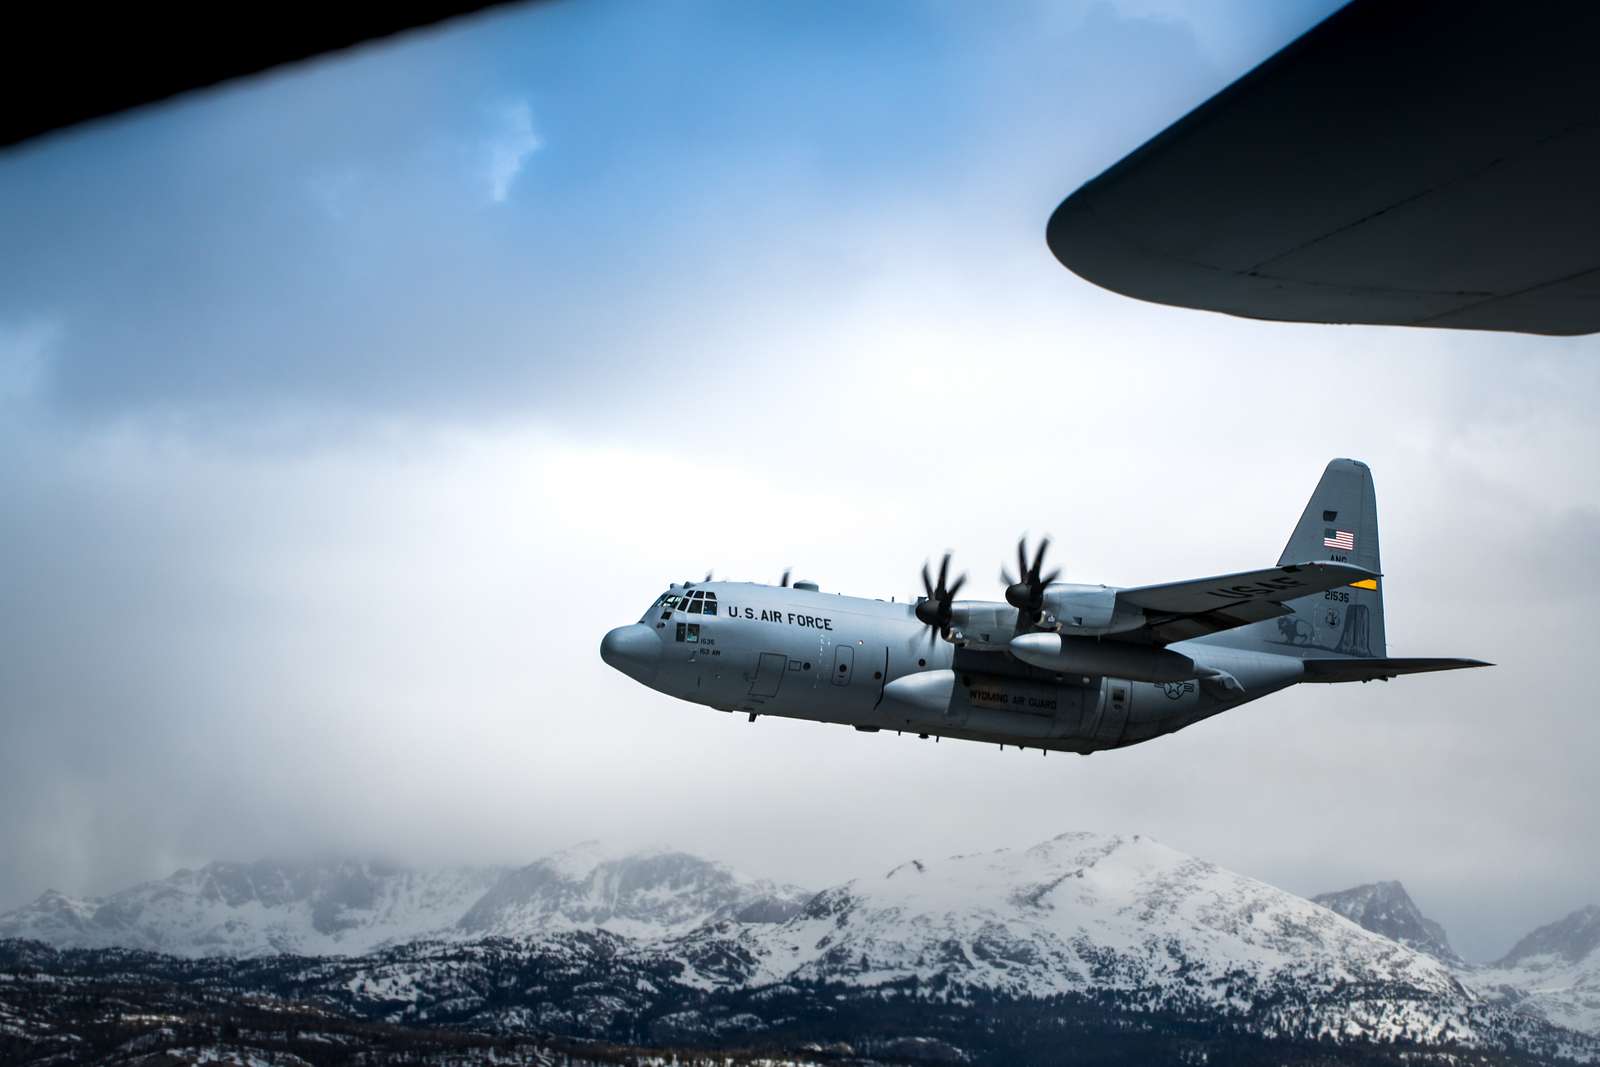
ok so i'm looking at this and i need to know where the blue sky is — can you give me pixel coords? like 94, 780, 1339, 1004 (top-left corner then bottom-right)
0, 0, 1336, 424
3, 0, 1597, 962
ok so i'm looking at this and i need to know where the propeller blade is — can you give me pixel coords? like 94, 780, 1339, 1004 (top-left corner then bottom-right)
914, 551, 965, 644
1003, 534, 1063, 616
780, 568, 791, 587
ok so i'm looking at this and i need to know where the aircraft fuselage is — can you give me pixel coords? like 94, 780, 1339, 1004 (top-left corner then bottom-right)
602, 581, 1300, 753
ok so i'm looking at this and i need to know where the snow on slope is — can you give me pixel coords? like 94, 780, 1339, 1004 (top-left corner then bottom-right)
1475, 906, 1600, 1037
0, 861, 505, 958
670, 832, 1486, 1046
1307, 879, 1600, 1039
458, 841, 810, 941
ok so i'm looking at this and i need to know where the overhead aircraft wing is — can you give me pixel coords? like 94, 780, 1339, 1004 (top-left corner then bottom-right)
1114, 561, 1376, 644
1300, 657, 1493, 683
4, 3, 523, 149
1046, 0, 1600, 337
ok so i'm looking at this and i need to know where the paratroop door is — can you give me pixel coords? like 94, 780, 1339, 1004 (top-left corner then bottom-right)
831, 644, 854, 686
749, 652, 787, 698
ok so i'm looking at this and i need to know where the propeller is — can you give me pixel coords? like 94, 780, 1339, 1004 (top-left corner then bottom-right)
914, 552, 966, 644
780, 568, 791, 588
1001, 536, 1060, 621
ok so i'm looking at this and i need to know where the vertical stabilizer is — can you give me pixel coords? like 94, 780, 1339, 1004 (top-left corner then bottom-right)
1204, 459, 1386, 659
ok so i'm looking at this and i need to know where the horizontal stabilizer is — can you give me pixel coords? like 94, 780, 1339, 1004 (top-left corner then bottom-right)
1300, 657, 1492, 683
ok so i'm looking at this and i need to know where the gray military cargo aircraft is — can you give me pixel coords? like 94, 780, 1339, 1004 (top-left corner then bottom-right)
600, 459, 1489, 753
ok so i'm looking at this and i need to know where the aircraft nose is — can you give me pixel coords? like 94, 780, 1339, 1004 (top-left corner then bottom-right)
600, 623, 662, 685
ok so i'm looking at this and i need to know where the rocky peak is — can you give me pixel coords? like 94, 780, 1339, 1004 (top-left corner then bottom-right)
1497, 904, 1600, 967
1311, 879, 1461, 965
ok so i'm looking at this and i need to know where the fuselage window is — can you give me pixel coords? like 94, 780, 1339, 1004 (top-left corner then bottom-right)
675, 622, 686, 642
686, 623, 700, 643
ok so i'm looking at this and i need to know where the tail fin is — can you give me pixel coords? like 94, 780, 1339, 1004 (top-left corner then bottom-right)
1209, 458, 1387, 658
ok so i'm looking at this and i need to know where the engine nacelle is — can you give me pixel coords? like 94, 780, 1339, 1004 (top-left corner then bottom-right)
948, 601, 1022, 650
1039, 584, 1144, 637
1010, 632, 1200, 683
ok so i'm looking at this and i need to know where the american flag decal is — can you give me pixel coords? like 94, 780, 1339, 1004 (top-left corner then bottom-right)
1323, 528, 1355, 550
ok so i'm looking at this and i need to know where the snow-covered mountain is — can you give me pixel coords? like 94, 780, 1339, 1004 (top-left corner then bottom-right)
1306, 878, 1600, 1041
1502, 907, 1600, 968
1476, 906, 1600, 1038
1306, 878, 1600, 1039
0, 860, 505, 957
457, 841, 809, 941
5, 833, 1598, 1060
661, 832, 1504, 1047
1313, 880, 1463, 964
0, 846, 809, 959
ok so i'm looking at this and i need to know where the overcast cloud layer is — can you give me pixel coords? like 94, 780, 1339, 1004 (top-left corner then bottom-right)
2, 0, 1596, 964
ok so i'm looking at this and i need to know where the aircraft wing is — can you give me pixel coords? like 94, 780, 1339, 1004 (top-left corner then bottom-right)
5, 5, 527, 150
1114, 561, 1376, 644
1300, 657, 1493, 683
1046, 0, 1600, 337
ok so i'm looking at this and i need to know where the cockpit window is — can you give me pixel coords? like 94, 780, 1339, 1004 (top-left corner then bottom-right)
647, 588, 714, 624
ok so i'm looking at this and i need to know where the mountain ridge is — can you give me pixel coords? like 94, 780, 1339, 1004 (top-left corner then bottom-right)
4, 832, 1597, 1051
0, 847, 809, 959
